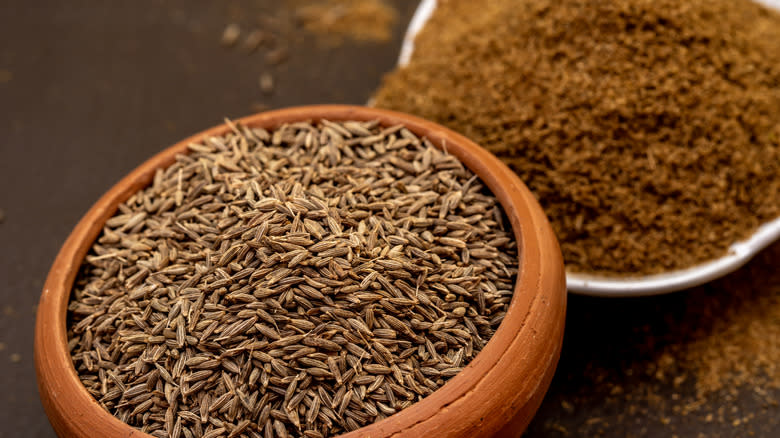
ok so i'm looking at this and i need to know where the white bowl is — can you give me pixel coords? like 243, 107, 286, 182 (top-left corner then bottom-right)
397, 0, 780, 297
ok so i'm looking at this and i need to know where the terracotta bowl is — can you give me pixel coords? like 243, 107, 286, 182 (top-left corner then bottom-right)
35, 105, 566, 437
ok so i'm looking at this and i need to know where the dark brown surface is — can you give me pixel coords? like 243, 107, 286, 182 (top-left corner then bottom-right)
1, 1, 778, 437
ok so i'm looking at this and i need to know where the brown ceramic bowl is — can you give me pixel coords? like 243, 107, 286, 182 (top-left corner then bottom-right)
35, 105, 566, 437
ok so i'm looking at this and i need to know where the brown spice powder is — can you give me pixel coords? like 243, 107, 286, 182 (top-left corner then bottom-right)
525, 240, 780, 436
292, 0, 398, 44
374, 0, 780, 275
672, 245, 780, 399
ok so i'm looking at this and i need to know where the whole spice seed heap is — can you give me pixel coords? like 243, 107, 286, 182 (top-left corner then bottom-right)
374, 0, 780, 275
67, 120, 517, 438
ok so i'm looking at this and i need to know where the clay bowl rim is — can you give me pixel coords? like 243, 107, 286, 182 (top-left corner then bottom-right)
35, 104, 566, 437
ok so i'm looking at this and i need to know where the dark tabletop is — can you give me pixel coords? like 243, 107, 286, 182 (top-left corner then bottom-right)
1, 1, 778, 437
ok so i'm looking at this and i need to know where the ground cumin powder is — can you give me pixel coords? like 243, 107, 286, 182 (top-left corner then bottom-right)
292, 0, 398, 44
374, 0, 780, 275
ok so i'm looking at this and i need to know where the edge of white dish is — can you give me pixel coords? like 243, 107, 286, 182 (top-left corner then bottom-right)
566, 217, 780, 297
399, 0, 780, 296
398, 0, 437, 67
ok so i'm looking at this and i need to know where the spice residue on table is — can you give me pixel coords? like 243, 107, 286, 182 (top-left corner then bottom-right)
526, 239, 780, 436
292, 0, 399, 44
218, 0, 400, 112
374, 0, 780, 276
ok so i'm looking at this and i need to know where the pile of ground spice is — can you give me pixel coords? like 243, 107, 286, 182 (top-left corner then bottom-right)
374, 0, 780, 275
292, 0, 398, 44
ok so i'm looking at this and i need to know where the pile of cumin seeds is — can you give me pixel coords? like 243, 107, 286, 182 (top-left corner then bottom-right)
67, 119, 518, 438
374, 0, 780, 276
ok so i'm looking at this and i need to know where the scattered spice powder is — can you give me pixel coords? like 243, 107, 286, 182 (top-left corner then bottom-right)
217, 1, 401, 114
243, 30, 269, 53
67, 120, 517, 437
258, 73, 274, 95
672, 247, 780, 399
525, 239, 780, 436
639, 241, 780, 412
220, 23, 241, 47
374, 0, 780, 275
0, 69, 12, 83
218, 4, 297, 113
292, 0, 399, 44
